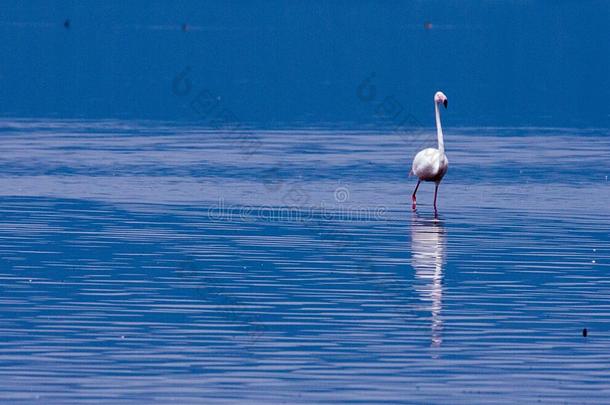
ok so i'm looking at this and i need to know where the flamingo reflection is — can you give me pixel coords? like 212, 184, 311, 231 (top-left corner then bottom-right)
411, 215, 446, 348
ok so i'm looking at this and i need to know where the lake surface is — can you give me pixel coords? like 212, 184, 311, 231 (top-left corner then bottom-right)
0, 119, 609, 403
2, 1, 609, 128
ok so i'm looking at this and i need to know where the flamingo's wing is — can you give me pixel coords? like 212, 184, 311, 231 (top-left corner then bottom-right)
412, 148, 441, 180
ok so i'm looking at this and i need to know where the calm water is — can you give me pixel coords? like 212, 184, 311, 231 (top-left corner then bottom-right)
2, 1, 609, 128
0, 119, 609, 403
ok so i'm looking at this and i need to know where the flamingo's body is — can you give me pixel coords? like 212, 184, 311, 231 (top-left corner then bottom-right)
412, 148, 448, 183
411, 91, 449, 214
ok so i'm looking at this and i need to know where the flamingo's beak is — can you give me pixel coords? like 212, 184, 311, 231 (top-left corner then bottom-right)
443, 99, 448, 109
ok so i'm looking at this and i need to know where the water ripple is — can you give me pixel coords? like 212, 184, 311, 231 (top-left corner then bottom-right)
0, 120, 609, 403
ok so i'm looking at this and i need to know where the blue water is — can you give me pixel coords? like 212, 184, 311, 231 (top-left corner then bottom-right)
1, 1, 610, 403
1, 1, 609, 127
0, 120, 609, 403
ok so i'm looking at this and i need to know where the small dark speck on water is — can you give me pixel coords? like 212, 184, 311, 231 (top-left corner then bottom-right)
182, 23, 189, 32
582, 328, 588, 337
424, 21, 433, 30
63, 19, 70, 29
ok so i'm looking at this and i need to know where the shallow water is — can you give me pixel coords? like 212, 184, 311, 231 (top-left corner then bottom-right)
0, 119, 609, 403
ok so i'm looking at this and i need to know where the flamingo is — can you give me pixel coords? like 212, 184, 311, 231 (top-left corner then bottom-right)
411, 91, 449, 214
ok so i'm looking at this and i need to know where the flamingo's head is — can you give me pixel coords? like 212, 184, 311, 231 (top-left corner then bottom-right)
434, 91, 448, 109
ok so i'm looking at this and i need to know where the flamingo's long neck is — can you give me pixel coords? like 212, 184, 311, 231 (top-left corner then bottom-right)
435, 102, 445, 154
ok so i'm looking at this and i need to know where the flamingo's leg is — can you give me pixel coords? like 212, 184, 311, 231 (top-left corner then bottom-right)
433, 183, 440, 214
412, 180, 421, 210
